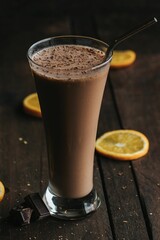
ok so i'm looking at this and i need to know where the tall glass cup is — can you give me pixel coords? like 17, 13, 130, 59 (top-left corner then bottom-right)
27, 36, 112, 219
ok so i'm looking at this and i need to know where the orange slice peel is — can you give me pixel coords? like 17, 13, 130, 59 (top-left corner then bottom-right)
23, 93, 41, 118
95, 129, 149, 161
111, 50, 136, 68
0, 181, 5, 202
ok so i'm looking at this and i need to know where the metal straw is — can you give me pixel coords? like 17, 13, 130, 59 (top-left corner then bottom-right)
106, 17, 158, 58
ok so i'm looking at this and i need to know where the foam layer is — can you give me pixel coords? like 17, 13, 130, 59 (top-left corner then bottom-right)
31, 45, 106, 71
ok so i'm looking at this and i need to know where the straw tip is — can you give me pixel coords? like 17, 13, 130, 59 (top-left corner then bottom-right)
154, 17, 158, 23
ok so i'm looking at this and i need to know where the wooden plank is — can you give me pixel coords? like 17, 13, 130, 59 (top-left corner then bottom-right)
110, 56, 160, 239
96, 83, 150, 240
109, 14, 160, 239
97, 12, 160, 239
94, 13, 154, 239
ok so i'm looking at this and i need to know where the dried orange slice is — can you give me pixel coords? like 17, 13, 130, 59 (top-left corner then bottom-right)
0, 181, 5, 202
23, 93, 41, 118
95, 129, 149, 160
111, 50, 136, 68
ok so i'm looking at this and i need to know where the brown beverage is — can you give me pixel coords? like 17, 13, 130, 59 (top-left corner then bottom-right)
28, 36, 112, 219
30, 45, 110, 198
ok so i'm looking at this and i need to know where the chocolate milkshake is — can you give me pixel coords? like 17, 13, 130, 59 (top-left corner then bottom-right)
28, 36, 112, 219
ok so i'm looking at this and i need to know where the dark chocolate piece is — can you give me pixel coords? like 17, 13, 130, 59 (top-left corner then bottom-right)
9, 205, 33, 226
24, 193, 50, 220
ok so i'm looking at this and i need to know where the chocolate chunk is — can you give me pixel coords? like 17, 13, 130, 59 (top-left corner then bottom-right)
9, 193, 50, 226
24, 193, 50, 220
9, 205, 33, 226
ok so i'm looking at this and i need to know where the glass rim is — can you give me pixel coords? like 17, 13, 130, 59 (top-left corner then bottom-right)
27, 35, 112, 72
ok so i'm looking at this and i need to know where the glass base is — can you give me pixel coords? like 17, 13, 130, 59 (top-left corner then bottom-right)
43, 186, 101, 220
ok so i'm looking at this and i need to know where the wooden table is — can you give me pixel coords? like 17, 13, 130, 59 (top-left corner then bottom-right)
0, 2, 160, 239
